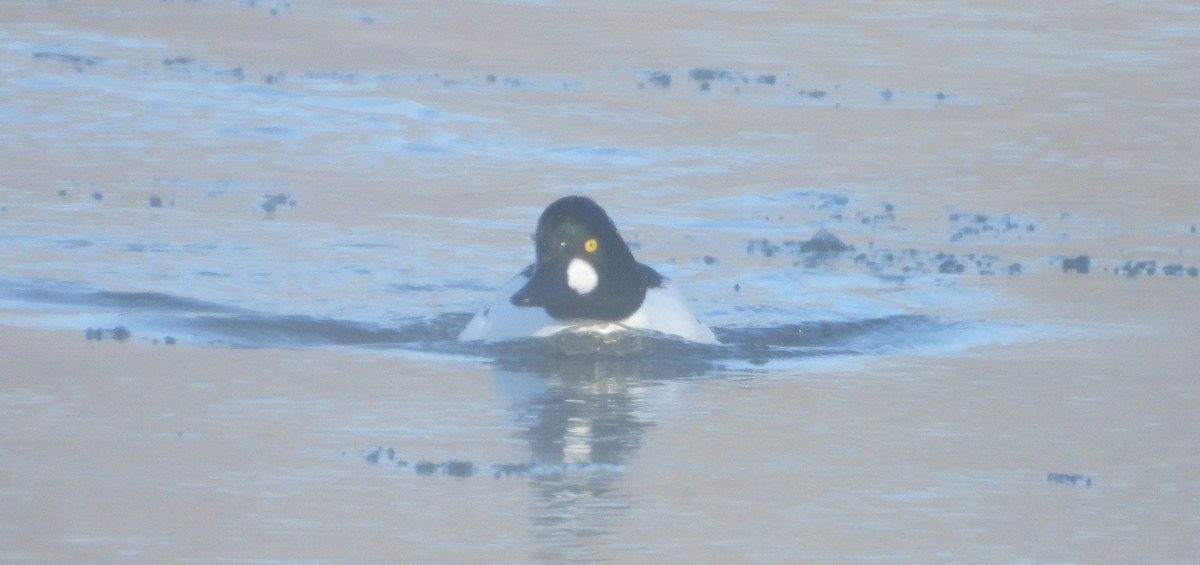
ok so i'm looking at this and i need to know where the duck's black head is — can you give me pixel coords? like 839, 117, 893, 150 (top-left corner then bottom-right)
510, 195, 663, 321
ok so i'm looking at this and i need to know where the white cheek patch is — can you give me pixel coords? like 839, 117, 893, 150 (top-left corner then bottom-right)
566, 258, 599, 295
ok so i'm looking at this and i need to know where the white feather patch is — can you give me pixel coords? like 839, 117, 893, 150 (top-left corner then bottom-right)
566, 258, 599, 295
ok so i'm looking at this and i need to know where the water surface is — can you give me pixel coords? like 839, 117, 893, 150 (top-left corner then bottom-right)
2, 1, 1198, 562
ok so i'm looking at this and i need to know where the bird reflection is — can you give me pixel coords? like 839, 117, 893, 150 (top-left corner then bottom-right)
490, 352, 717, 560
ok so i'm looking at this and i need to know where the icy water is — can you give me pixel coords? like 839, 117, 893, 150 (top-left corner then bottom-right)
2, 1, 1199, 562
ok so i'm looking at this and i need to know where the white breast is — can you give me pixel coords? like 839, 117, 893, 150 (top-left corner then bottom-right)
458, 273, 718, 344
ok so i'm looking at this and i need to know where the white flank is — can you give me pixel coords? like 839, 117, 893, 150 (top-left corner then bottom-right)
459, 267, 719, 344
458, 271, 570, 341
620, 286, 718, 344
566, 258, 599, 295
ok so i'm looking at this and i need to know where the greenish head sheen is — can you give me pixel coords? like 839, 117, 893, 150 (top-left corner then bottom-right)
512, 195, 661, 321
534, 196, 633, 264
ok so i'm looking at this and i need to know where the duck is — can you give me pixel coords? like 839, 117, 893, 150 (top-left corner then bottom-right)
458, 195, 718, 344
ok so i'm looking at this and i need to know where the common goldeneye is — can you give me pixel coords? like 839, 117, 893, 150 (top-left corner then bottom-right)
458, 195, 718, 344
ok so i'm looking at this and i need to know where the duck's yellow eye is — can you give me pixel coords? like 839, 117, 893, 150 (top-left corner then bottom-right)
584, 238, 598, 253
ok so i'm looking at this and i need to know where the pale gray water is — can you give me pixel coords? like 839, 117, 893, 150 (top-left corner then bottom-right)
2, 1, 1199, 563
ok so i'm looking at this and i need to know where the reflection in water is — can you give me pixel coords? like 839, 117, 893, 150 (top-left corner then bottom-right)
0, 274, 994, 559
492, 356, 717, 561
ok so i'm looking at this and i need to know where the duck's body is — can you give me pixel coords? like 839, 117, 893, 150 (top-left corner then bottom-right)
458, 196, 717, 344
459, 266, 718, 343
